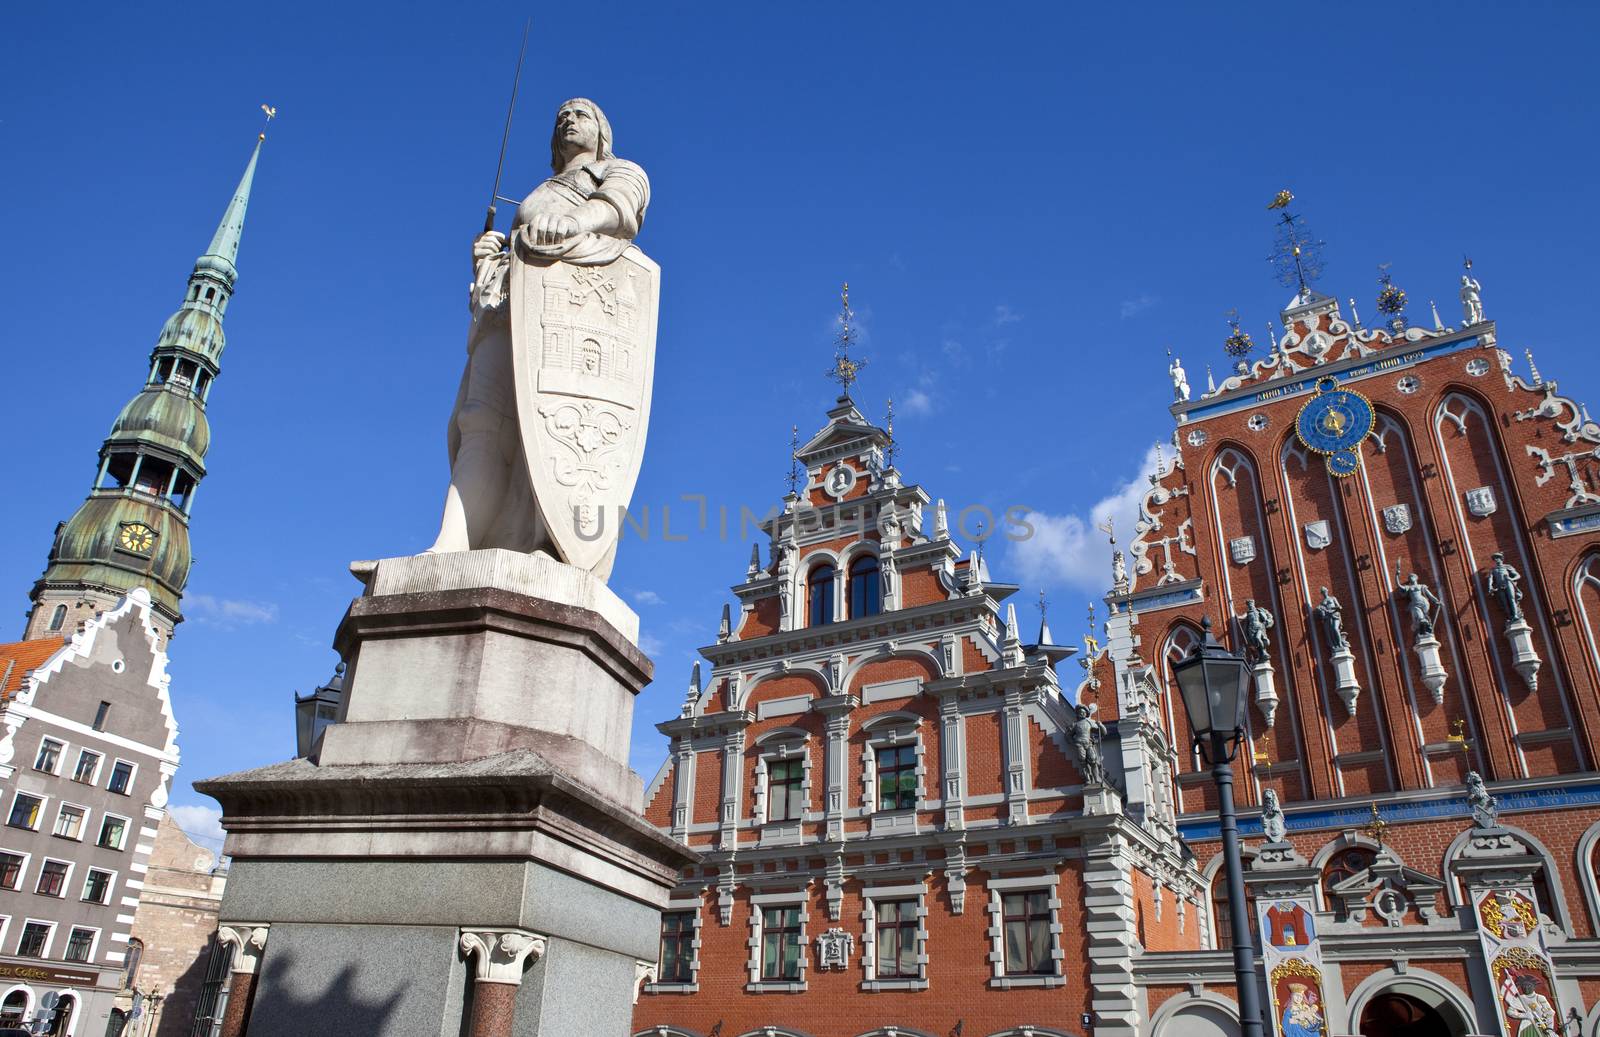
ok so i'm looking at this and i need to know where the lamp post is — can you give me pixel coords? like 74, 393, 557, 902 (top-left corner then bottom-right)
1173, 616, 1263, 1037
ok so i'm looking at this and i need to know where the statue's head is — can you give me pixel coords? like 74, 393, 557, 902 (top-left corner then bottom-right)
550, 98, 614, 171
1265, 789, 1279, 806
1516, 975, 1539, 994
1462, 275, 1473, 286
1075, 704, 1091, 718
1492, 551, 1505, 562
1319, 586, 1329, 597
1246, 598, 1256, 609
1408, 572, 1420, 584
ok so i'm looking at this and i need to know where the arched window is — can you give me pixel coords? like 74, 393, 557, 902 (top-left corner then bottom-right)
849, 554, 881, 618
45, 993, 74, 1036
124, 938, 144, 989
48, 604, 67, 632
1321, 846, 1377, 918
808, 564, 835, 627
0, 991, 27, 1027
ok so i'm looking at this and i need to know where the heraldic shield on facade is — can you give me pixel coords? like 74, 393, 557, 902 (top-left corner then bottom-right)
509, 247, 659, 573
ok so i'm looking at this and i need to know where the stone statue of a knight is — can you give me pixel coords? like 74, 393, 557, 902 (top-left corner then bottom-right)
429, 98, 658, 582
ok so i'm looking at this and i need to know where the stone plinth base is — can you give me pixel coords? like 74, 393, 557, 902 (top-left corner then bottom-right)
196, 750, 696, 1037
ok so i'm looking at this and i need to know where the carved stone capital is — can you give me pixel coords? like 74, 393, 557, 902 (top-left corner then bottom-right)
217, 923, 270, 975
633, 960, 657, 1004
459, 928, 547, 985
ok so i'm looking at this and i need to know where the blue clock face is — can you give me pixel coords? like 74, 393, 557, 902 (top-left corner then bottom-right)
1296, 383, 1375, 455
1327, 448, 1361, 477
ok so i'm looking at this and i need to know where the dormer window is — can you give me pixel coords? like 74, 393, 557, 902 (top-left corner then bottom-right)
808, 564, 835, 627
849, 554, 881, 618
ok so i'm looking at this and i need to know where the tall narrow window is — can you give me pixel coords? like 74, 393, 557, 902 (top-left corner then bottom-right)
874, 899, 920, 979
808, 564, 835, 627
17, 921, 51, 957
124, 939, 144, 989
875, 743, 917, 811
64, 928, 94, 962
760, 906, 802, 981
1002, 891, 1056, 975
849, 555, 881, 618
93, 702, 111, 732
767, 758, 805, 822
48, 605, 67, 632
191, 938, 234, 1037
658, 911, 695, 984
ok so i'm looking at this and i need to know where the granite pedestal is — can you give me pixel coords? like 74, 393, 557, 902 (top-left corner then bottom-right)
197, 550, 696, 1037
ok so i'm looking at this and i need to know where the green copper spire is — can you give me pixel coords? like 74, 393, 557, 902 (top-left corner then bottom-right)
25, 128, 266, 642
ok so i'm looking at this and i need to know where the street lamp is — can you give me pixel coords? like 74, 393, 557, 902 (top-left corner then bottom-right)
1173, 616, 1263, 1037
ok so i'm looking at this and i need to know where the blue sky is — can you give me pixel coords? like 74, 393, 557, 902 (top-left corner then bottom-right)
4, 2, 1599, 850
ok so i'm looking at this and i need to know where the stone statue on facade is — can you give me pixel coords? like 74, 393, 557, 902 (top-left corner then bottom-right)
1071, 703, 1107, 787
1315, 586, 1349, 651
1261, 788, 1287, 844
1168, 353, 1190, 402
1239, 599, 1275, 664
1397, 570, 1443, 643
1486, 551, 1525, 623
1460, 274, 1484, 326
1466, 770, 1499, 829
427, 98, 658, 581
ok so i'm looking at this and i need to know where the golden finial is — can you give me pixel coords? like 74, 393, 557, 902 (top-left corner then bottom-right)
1252, 733, 1271, 767
1447, 718, 1470, 753
827, 281, 867, 395
259, 103, 278, 141
1363, 802, 1389, 848
1268, 189, 1294, 210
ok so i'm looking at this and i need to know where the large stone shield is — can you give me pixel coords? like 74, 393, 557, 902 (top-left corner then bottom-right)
509, 246, 659, 572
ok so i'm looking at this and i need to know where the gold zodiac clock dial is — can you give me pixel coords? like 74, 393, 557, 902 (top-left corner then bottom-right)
117, 522, 157, 554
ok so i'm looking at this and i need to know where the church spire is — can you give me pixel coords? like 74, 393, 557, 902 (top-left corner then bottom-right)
24, 124, 268, 642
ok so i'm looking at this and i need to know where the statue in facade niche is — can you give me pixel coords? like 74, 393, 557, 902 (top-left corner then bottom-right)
1315, 587, 1349, 651
1486, 552, 1525, 623
1397, 570, 1443, 642
1261, 788, 1287, 843
1071, 703, 1107, 786
1240, 599, 1275, 664
428, 98, 657, 582
1466, 770, 1499, 829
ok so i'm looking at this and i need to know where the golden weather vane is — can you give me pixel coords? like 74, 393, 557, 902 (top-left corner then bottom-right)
827, 282, 867, 395
259, 103, 278, 141
1363, 802, 1389, 848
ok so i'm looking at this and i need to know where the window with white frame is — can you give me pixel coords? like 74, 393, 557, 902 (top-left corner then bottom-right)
747, 893, 809, 991
859, 881, 929, 990
81, 868, 113, 905
33, 738, 64, 774
35, 859, 70, 898
71, 749, 102, 785
52, 804, 87, 841
985, 877, 1065, 987
16, 920, 52, 958
752, 735, 812, 826
107, 759, 135, 796
651, 903, 702, 989
860, 716, 925, 817
97, 814, 128, 851
64, 927, 96, 963
7, 794, 44, 831
0, 851, 26, 891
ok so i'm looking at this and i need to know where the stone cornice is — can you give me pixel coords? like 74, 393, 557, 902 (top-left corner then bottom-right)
657, 709, 754, 739
703, 596, 995, 663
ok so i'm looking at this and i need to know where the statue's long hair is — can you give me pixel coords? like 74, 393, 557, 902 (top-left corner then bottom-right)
550, 98, 614, 172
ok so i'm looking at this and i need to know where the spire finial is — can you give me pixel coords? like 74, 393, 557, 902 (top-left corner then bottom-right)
1375, 263, 1409, 332
1430, 299, 1444, 331
259, 103, 278, 141
1266, 189, 1325, 295
1526, 348, 1544, 386
826, 282, 867, 395
786, 424, 802, 495
883, 397, 897, 470
1223, 309, 1254, 360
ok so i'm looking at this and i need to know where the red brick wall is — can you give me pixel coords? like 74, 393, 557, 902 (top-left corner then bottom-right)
965, 711, 1005, 797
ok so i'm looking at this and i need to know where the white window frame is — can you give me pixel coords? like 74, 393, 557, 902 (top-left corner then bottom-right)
746, 891, 809, 993
0, 849, 30, 892
645, 898, 703, 994
34, 857, 73, 900
860, 715, 926, 826
106, 758, 138, 797
6, 792, 46, 832
985, 876, 1066, 988
16, 918, 55, 959
97, 812, 131, 851
70, 748, 103, 786
752, 731, 812, 843
51, 801, 89, 842
62, 925, 99, 964
859, 881, 930, 991
32, 736, 66, 776
80, 867, 117, 905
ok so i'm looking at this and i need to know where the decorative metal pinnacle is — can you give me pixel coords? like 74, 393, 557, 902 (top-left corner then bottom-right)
883, 397, 897, 470
1375, 263, 1409, 330
259, 103, 277, 141
1266, 190, 1326, 294
1224, 308, 1254, 359
827, 282, 867, 395
786, 424, 801, 495
1363, 802, 1389, 848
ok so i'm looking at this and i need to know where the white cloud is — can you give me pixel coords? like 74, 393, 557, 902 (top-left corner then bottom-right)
1120, 294, 1159, 319
185, 594, 278, 628
169, 803, 225, 854
638, 632, 666, 657
901, 388, 934, 416
633, 590, 665, 606
993, 304, 1023, 326
1007, 444, 1163, 592
941, 338, 966, 365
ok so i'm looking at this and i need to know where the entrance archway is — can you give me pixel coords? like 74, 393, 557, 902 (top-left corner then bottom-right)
1359, 992, 1453, 1037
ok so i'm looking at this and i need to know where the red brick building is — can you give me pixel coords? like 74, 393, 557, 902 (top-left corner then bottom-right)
634, 262, 1600, 1037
